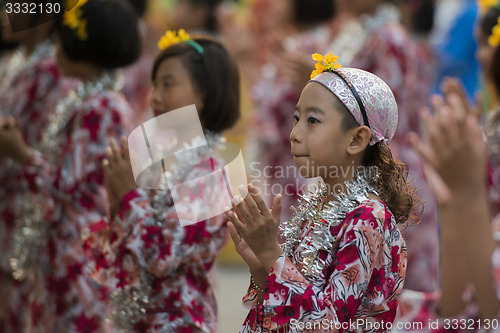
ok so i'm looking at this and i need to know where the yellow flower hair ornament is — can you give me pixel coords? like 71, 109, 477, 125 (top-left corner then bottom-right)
490, 16, 500, 47
157, 29, 204, 54
63, 0, 89, 41
310, 52, 342, 80
478, 0, 500, 13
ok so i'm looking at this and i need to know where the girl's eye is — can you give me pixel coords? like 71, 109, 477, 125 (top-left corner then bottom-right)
308, 116, 320, 124
293, 114, 299, 123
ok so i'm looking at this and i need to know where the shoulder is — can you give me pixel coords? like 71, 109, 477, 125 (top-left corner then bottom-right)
333, 199, 400, 239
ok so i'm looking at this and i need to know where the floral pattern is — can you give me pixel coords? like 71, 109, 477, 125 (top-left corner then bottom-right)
14, 89, 132, 332
0, 46, 62, 332
84, 152, 229, 332
350, 5, 439, 293
241, 199, 407, 332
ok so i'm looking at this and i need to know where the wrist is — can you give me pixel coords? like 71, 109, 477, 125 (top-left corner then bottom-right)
255, 243, 283, 272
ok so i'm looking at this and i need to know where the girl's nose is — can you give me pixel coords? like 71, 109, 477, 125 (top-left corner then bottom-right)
290, 124, 302, 143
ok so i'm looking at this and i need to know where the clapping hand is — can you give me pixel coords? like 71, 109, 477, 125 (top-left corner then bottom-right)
409, 92, 487, 205
225, 184, 282, 272
103, 137, 137, 218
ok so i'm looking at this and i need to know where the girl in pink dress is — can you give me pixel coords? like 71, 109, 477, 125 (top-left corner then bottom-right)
91, 32, 240, 332
226, 54, 417, 332
0, 0, 141, 331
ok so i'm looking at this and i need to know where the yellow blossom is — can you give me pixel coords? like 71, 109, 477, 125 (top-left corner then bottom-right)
489, 17, 500, 46
312, 53, 323, 62
178, 29, 190, 42
478, 0, 499, 13
77, 20, 87, 40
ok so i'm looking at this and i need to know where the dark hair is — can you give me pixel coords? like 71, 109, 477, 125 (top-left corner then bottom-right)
410, 0, 434, 34
492, 44, 500, 96
57, 0, 141, 69
182, 0, 221, 32
293, 0, 335, 26
481, 6, 500, 37
334, 97, 422, 224
126, 0, 147, 17
152, 36, 240, 133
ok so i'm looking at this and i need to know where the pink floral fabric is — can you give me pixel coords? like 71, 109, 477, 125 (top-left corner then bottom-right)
351, 20, 439, 293
84, 154, 229, 332
0, 51, 61, 332
241, 199, 407, 332
17, 89, 132, 332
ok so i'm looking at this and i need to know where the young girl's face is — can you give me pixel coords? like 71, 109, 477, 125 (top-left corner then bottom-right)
291, 82, 352, 180
151, 56, 204, 117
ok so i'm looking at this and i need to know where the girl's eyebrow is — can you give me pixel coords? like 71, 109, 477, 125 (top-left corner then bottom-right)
294, 106, 325, 114
159, 74, 175, 80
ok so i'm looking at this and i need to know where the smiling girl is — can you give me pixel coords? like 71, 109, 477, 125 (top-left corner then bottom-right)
226, 53, 419, 332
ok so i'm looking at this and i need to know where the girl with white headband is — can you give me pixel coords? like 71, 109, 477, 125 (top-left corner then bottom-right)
226, 53, 421, 332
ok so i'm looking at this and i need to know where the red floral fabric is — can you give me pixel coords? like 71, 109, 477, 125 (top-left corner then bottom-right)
241, 200, 407, 332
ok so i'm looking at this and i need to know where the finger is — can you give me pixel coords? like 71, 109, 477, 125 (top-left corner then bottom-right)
270, 194, 282, 223
248, 184, 271, 217
225, 209, 245, 236
240, 185, 261, 217
232, 196, 251, 224
408, 132, 436, 165
422, 107, 443, 151
109, 138, 120, 159
121, 136, 130, 160
105, 146, 115, 162
226, 221, 241, 244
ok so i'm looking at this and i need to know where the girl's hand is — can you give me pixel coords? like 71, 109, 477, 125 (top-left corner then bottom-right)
227, 220, 268, 277
0, 116, 32, 164
409, 93, 487, 205
226, 184, 282, 271
103, 137, 137, 215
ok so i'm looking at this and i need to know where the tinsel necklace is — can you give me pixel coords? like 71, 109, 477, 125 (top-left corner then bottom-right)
10, 71, 124, 281
109, 132, 225, 330
0, 39, 55, 94
279, 171, 378, 282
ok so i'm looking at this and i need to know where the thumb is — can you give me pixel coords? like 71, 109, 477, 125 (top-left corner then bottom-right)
271, 194, 282, 222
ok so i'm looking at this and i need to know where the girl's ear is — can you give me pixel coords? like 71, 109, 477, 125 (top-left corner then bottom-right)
346, 126, 371, 156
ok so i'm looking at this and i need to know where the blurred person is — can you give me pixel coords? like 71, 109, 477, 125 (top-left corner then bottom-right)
341, 0, 439, 293
477, 3, 500, 115
92, 31, 240, 332
0, 5, 60, 332
170, 0, 222, 34
0, 0, 141, 330
122, 0, 156, 125
243, 0, 336, 222
429, 0, 480, 102
394, 33, 500, 331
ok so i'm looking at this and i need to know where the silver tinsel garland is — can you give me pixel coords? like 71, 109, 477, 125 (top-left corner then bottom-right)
280, 171, 378, 282
10, 71, 124, 281
108, 132, 224, 330
0, 39, 55, 94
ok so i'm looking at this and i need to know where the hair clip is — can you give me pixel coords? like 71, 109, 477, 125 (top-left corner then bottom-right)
157, 29, 204, 55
